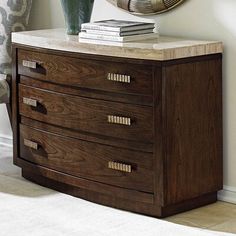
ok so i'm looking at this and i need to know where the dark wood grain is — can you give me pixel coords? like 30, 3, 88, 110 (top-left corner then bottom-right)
19, 76, 153, 106
19, 160, 154, 204
12, 45, 19, 166
19, 84, 153, 142
18, 49, 154, 96
153, 66, 165, 207
6, 75, 12, 124
20, 117, 153, 153
164, 57, 223, 205
12, 44, 223, 217
21, 167, 217, 218
22, 168, 160, 216
20, 124, 154, 192
161, 192, 217, 217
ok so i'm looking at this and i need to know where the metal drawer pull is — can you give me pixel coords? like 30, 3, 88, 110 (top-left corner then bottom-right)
23, 97, 38, 107
108, 161, 132, 173
107, 115, 131, 126
22, 60, 38, 69
107, 73, 131, 83
24, 139, 39, 150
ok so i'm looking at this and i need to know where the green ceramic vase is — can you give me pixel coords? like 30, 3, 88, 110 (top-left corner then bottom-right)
61, 0, 94, 35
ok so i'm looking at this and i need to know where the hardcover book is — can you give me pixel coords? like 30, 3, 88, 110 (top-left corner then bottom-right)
82, 28, 154, 36
79, 32, 159, 42
81, 19, 155, 32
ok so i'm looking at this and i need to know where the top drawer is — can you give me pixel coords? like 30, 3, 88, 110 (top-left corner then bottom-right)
18, 49, 153, 96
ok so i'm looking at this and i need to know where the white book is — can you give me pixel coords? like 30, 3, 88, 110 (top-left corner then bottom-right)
82, 28, 154, 36
79, 32, 158, 42
81, 19, 155, 33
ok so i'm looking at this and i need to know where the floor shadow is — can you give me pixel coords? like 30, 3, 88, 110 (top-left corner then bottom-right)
0, 144, 57, 197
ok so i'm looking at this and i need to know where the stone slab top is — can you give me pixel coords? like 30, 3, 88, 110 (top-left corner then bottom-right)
12, 28, 223, 61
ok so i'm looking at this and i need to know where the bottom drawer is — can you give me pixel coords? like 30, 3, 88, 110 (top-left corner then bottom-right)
19, 124, 154, 193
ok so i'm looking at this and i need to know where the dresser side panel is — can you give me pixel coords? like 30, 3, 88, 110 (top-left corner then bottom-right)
164, 56, 223, 205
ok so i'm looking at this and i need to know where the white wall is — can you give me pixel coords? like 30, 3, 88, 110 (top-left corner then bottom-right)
1, 0, 236, 193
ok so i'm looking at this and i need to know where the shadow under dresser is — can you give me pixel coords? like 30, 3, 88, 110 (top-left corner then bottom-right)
11, 29, 223, 217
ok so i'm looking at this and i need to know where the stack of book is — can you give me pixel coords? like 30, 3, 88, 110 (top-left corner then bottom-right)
79, 19, 158, 43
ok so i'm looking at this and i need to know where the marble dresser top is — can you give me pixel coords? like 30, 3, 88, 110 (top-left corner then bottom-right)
12, 28, 223, 61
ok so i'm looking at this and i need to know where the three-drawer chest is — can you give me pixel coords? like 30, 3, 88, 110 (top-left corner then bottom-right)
11, 29, 223, 217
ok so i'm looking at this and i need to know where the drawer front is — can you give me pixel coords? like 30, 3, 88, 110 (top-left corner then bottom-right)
18, 49, 153, 96
20, 124, 154, 193
19, 84, 153, 142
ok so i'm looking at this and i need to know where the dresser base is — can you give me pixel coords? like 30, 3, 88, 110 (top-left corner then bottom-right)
22, 167, 217, 218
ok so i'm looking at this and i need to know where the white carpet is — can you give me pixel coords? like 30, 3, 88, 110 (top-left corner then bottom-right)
0, 144, 234, 236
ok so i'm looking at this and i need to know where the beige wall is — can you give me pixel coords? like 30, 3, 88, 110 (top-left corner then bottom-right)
1, 0, 235, 190
28, 0, 64, 30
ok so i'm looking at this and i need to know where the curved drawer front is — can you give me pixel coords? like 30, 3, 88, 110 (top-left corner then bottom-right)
19, 84, 153, 142
18, 49, 153, 96
19, 124, 154, 193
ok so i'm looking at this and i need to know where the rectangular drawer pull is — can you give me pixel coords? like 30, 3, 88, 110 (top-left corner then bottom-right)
23, 97, 38, 107
22, 60, 37, 69
24, 139, 39, 150
108, 161, 132, 173
107, 73, 131, 83
107, 115, 131, 126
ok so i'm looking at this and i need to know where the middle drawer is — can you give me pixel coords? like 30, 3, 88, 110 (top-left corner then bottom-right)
19, 84, 153, 142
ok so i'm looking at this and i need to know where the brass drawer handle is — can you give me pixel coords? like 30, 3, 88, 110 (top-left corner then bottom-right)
23, 97, 38, 107
107, 115, 131, 126
108, 161, 132, 173
22, 60, 38, 69
24, 139, 39, 150
107, 73, 131, 83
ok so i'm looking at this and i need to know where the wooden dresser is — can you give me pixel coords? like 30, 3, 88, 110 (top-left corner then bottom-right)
11, 29, 223, 217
